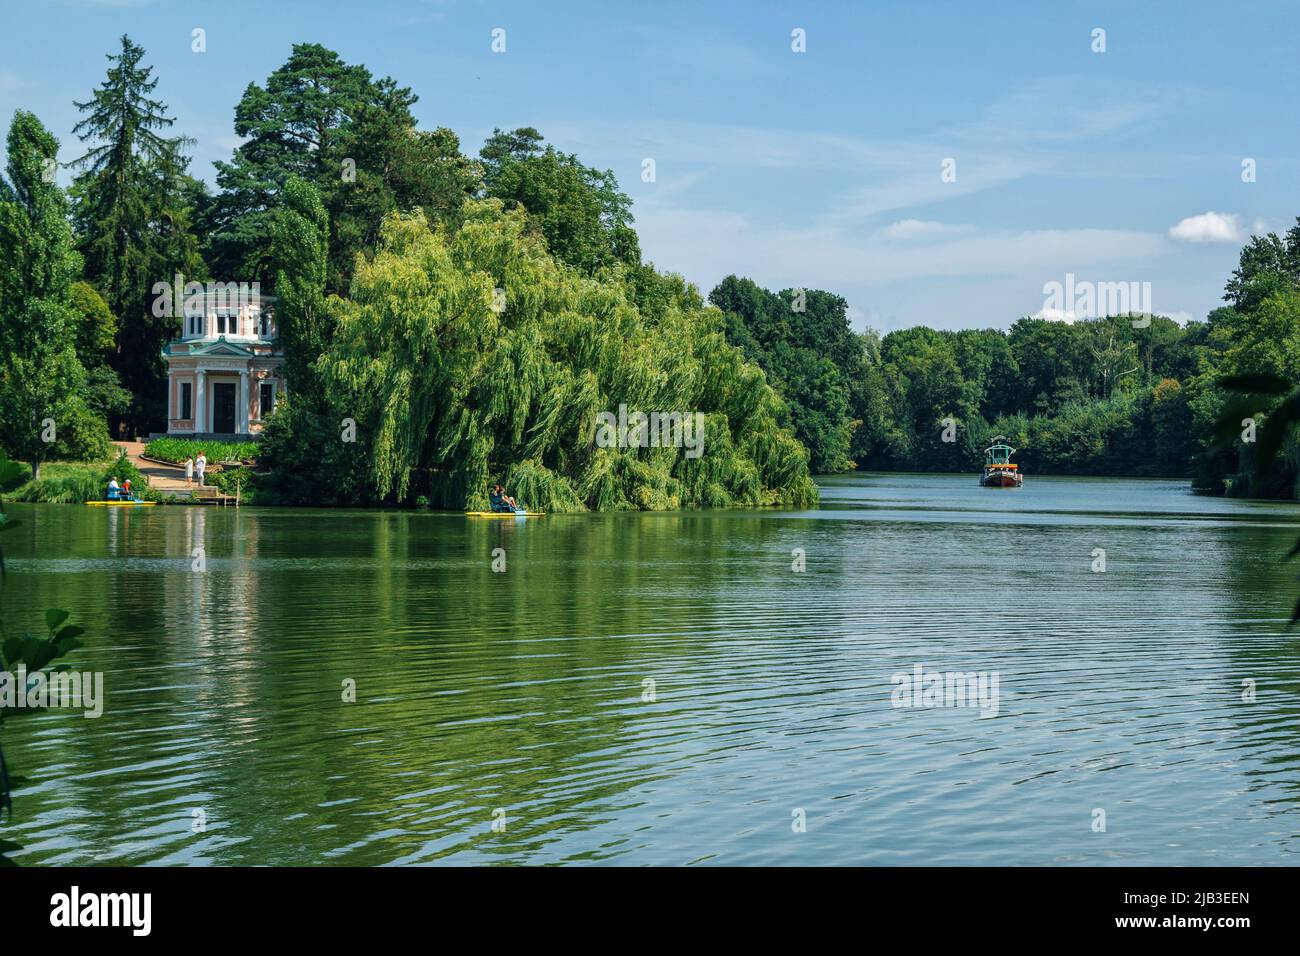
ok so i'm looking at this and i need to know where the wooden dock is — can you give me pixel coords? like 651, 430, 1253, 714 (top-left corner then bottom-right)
191, 485, 239, 507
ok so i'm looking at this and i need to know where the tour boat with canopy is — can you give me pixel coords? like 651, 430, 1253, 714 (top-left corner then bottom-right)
980, 437, 1023, 488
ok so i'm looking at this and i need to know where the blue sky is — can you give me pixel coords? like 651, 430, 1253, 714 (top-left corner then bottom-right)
3, 0, 1298, 332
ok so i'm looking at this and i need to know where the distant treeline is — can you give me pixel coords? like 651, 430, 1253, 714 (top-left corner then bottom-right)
711, 219, 1300, 497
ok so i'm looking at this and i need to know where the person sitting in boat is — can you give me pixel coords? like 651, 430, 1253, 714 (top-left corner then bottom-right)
489, 484, 520, 513
107, 477, 121, 500
122, 479, 132, 500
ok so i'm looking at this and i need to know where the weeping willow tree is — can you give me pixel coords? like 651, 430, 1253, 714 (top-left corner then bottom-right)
305, 199, 817, 512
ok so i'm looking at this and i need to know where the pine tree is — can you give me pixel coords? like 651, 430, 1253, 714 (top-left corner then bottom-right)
70, 35, 203, 434
206, 43, 479, 293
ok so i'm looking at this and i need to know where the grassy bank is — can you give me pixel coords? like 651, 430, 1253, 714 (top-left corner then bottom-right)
2, 461, 107, 503
2, 455, 168, 503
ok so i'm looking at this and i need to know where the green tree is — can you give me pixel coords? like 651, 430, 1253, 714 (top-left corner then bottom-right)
709, 276, 862, 472
68, 281, 130, 422
1151, 378, 1191, 475
483, 131, 639, 274
0, 111, 101, 479
1224, 221, 1300, 313
479, 126, 544, 187
1191, 219, 1300, 498
281, 200, 815, 511
207, 43, 479, 292
1221, 289, 1300, 382
270, 178, 330, 402
70, 35, 203, 433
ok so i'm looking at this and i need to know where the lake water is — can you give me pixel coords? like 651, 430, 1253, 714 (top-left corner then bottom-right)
3, 473, 1300, 865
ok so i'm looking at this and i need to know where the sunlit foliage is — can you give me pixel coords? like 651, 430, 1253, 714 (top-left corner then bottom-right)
283, 200, 816, 511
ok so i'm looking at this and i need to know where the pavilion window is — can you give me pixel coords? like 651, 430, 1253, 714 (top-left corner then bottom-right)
180, 382, 192, 420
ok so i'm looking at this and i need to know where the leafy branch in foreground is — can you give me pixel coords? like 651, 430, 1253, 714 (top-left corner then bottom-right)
0, 452, 84, 863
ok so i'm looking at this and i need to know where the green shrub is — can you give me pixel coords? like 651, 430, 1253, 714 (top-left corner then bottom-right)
208, 465, 260, 502
8, 470, 102, 503
144, 437, 259, 465
255, 398, 372, 506
100, 450, 166, 501
103, 450, 143, 485
51, 399, 114, 463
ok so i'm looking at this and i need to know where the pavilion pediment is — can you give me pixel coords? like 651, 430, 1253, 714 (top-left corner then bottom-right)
188, 337, 257, 357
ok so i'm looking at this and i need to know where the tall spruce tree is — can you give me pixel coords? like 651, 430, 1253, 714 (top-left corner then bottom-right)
70, 35, 203, 434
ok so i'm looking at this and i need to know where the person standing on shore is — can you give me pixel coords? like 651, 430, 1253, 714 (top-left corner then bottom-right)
185, 455, 194, 488
195, 451, 206, 487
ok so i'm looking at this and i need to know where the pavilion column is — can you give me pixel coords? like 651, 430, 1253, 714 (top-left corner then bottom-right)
195, 368, 206, 434
167, 369, 174, 423
238, 369, 250, 434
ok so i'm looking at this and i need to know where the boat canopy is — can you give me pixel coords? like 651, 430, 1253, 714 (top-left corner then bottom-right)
983, 436, 1016, 465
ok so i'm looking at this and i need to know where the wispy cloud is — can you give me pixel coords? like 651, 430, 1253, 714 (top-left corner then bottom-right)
0, 70, 31, 94
53, 0, 160, 7
883, 219, 977, 240
532, 72, 1223, 328
637, 203, 1165, 289
830, 76, 1198, 223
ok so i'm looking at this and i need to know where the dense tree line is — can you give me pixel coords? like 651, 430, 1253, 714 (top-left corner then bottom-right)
862, 313, 1200, 478
712, 243, 1300, 494
712, 273, 1205, 479
4, 34, 1300, 504
1, 36, 814, 509
708, 276, 865, 473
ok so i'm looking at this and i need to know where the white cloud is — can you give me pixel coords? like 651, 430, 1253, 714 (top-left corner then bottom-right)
1167, 211, 1242, 243
882, 219, 976, 240
1033, 307, 1193, 325
1031, 308, 1081, 323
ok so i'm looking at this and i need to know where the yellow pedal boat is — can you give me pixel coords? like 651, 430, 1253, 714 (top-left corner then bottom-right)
464, 511, 544, 517
86, 499, 156, 507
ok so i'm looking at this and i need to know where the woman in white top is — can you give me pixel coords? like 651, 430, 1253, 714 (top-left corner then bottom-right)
184, 455, 194, 487
195, 452, 206, 486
